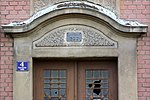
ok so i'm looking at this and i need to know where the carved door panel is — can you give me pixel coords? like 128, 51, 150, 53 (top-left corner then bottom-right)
78, 61, 118, 100
34, 60, 117, 100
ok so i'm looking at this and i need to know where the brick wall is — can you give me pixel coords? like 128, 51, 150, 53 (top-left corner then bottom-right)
0, 0, 150, 100
0, 0, 30, 100
121, 0, 150, 100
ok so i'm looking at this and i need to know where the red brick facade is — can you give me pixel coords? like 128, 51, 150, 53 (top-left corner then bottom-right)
121, 0, 150, 100
0, 0, 30, 100
0, 0, 150, 100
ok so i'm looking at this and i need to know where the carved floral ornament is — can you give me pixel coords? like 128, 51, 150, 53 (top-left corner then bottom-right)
33, 25, 118, 48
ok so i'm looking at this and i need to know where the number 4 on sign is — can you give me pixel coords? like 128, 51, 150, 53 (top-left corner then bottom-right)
20, 62, 24, 67
17, 61, 28, 71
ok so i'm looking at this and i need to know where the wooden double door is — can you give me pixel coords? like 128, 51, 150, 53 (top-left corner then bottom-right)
34, 60, 117, 100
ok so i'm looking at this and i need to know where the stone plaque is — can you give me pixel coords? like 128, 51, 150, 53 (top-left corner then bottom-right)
66, 32, 82, 42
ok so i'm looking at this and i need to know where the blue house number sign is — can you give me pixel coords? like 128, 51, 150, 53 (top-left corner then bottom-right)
17, 62, 29, 71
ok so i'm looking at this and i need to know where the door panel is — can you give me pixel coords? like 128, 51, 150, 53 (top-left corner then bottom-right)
34, 61, 75, 100
78, 61, 117, 100
34, 60, 117, 100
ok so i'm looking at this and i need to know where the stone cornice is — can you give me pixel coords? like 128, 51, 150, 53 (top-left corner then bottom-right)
1, 1, 148, 34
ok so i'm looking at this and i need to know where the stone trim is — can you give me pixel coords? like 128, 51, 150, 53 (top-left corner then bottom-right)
1, 1, 148, 34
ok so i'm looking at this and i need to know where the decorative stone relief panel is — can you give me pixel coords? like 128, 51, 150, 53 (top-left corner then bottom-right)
33, 25, 117, 48
33, 0, 67, 12
33, 0, 116, 13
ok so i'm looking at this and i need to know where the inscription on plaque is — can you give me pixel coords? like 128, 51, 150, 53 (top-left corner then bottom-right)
66, 32, 82, 42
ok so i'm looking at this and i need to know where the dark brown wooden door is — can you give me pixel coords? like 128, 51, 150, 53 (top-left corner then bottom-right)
34, 60, 117, 100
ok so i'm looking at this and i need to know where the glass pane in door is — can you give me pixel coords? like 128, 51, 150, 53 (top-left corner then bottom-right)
86, 70, 109, 100
43, 70, 67, 100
